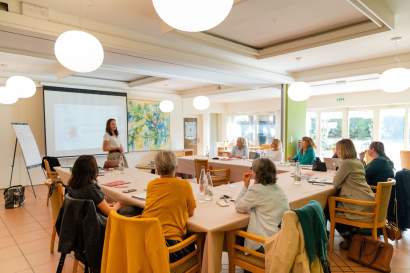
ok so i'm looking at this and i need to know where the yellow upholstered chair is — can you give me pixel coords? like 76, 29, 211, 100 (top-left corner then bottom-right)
101, 211, 202, 273
328, 181, 393, 252
400, 150, 410, 169
226, 230, 265, 273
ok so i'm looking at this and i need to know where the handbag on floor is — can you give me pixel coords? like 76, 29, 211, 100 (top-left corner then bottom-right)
348, 235, 393, 273
3, 185, 25, 209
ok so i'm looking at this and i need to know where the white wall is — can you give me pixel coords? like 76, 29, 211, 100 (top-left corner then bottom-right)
181, 98, 226, 155
0, 87, 46, 189
307, 89, 410, 110
225, 98, 281, 113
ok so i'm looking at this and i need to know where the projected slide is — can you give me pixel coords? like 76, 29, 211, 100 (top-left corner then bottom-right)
44, 88, 127, 157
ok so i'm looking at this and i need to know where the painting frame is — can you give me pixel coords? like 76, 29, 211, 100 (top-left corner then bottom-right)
127, 99, 171, 152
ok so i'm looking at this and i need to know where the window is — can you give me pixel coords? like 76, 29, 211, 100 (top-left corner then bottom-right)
380, 108, 406, 169
320, 112, 343, 158
256, 114, 276, 145
230, 115, 255, 145
349, 110, 373, 153
229, 113, 278, 146
306, 112, 318, 143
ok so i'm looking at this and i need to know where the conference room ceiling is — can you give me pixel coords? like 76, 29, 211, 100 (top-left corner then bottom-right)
0, 0, 409, 98
207, 0, 368, 49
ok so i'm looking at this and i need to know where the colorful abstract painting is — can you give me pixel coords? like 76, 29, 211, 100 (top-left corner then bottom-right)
127, 100, 170, 151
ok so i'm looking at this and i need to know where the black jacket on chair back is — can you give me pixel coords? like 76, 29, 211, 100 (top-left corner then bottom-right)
390, 169, 410, 230
55, 195, 106, 273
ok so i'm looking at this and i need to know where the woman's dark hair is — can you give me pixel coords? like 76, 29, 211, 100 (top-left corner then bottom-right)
105, 118, 118, 136
68, 155, 98, 189
369, 141, 394, 167
252, 158, 277, 185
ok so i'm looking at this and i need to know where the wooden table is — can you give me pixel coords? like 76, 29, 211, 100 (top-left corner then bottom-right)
55, 167, 336, 273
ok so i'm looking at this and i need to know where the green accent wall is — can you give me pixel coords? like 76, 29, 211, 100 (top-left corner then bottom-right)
283, 84, 307, 159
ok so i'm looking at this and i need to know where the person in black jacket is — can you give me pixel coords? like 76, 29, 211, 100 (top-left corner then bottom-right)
66, 155, 122, 217
359, 141, 394, 186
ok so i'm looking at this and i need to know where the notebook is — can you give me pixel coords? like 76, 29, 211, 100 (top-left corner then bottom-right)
102, 180, 130, 187
132, 192, 147, 200
308, 177, 333, 185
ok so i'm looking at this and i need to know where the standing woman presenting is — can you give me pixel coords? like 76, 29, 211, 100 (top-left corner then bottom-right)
103, 118, 128, 168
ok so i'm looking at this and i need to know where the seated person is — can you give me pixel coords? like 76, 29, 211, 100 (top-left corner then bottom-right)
265, 138, 282, 161
142, 151, 196, 262
291, 136, 316, 165
230, 137, 249, 159
359, 141, 394, 186
235, 158, 289, 252
331, 139, 375, 249
66, 155, 122, 219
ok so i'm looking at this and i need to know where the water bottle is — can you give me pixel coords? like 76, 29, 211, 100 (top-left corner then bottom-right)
204, 171, 214, 201
198, 167, 207, 200
294, 162, 302, 184
119, 154, 124, 172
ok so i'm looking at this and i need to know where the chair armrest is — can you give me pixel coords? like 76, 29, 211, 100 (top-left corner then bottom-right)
210, 169, 230, 177
234, 230, 266, 244
329, 196, 376, 207
168, 234, 198, 254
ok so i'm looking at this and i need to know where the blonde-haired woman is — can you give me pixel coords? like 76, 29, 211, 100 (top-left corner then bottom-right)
142, 150, 196, 262
230, 137, 249, 159
332, 138, 375, 249
266, 138, 282, 161
291, 136, 316, 165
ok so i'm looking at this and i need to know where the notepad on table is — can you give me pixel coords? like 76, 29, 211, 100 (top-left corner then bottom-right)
103, 180, 130, 187
132, 192, 147, 200
308, 177, 333, 184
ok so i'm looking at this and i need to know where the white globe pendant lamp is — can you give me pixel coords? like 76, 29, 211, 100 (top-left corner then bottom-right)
6, 76, 36, 98
159, 100, 174, 113
193, 96, 210, 110
288, 82, 312, 102
54, 30, 104, 73
379, 67, 410, 93
0, 86, 18, 104
152, 0, 234, 32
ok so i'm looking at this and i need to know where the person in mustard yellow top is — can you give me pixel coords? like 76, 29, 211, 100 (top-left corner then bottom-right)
142, 150, 196, 262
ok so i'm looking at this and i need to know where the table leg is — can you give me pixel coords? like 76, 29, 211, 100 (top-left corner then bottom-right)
201, 231, 225, 273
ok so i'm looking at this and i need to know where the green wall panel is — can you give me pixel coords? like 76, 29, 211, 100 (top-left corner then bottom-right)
283, 85, 307, 159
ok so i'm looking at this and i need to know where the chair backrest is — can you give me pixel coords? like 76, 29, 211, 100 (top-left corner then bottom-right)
194, 159, 209, 183
101, 211, 169, 273
400, 150, 410, 169
375, 181, 394, 223
50, 183, 65, 224
43, 159, 58, 180
56, 195, 105, 271
42, 156, 61, 171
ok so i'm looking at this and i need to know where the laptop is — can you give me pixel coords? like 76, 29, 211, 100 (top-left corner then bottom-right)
324, 158, 340, 170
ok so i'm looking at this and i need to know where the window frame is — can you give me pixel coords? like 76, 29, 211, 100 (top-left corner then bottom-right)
228, 111, 281, 146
